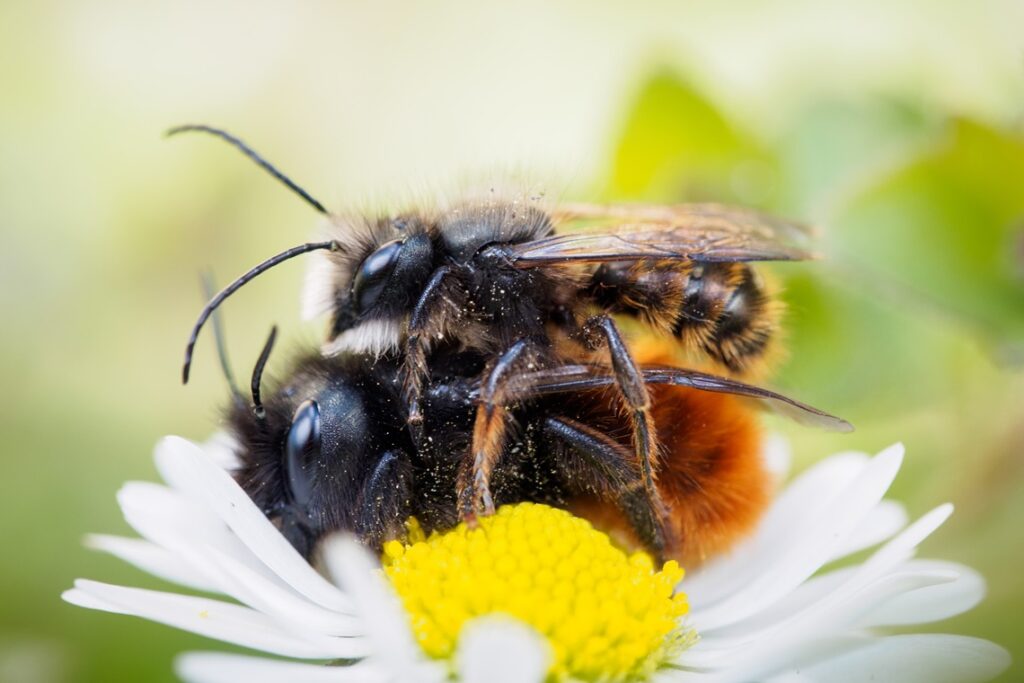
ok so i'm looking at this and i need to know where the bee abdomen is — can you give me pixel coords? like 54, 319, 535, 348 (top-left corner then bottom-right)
672, 263, 777, 374
589, 261, 686, 330
588, 261, 778, 375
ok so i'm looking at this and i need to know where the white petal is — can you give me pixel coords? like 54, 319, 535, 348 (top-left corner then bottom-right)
760, 433, 792, 482
685, 451, 872, 607
694, 503, 954, 646
168, 436, 355, 613
117, 478, 352, 625
154, 433, 240, 489
724, 558, 982, 639
855, 560, 986, 627
743, 449, 874, 550
854, 503, 952, 577
62, 586, 119, 612
322, 536, 445, 681
154, 435, 213, 495
690, 445, 904, 630
85, 534, 220, 594
63, 579, 367, 660
681, 569, 957, 668
829, 500, 908, 561
116, 481, 232, 553
176, 652, 388, 683
116, 481, 288, 594
201, 431, 242, 471
323, 536, 412, 652
766, 635, 1010, 683
672, 635, 874, 683
458, 617, 551, 683
192, 543, 363, 636
683, 505, 959, 675
690, 566, 856, 643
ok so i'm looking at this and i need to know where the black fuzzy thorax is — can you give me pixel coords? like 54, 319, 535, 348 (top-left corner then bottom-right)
227, 345, 633, 557
431, 203, 582, 354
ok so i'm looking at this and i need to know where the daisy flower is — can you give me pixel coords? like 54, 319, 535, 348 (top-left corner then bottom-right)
63, 435, 1010, 683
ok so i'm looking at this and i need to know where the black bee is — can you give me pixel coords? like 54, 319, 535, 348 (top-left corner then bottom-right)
175, 125, 850, 557
223, 323, 843, 561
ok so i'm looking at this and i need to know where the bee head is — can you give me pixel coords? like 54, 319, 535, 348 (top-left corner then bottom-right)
294, 213, 435, 358
231, 351, 408, 558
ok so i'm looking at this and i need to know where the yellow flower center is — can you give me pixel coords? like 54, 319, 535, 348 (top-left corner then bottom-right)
382, 502, 694, 681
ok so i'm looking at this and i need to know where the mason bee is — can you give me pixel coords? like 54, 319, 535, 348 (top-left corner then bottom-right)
222, 322, 843, 563
175, 125, 850, 559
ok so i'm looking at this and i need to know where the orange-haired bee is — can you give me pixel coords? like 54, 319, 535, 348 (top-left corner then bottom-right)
223, 326, 836, 563
565, 343, 777, 566
175, 125, 850, 559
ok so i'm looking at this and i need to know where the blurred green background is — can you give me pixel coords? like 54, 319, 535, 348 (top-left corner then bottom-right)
1, 1, 1022, 681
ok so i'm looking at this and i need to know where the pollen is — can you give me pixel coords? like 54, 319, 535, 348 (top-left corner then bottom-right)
382, 503, 694, 681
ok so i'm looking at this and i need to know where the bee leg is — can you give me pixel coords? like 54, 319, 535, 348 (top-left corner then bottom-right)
457, 338, 539, 525
544, 416, 668, 560
402, 266, 459, 445
581, 314, 672, 534
353, 450, 414, 551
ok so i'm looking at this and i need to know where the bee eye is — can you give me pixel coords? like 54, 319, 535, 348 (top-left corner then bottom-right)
285, 399, 320, 506
351, 239, 403, 313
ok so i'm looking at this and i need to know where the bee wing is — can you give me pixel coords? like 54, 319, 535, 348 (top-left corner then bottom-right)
510, 203, 815, 266
640, 365, 852, 431
505, 364, 852, 432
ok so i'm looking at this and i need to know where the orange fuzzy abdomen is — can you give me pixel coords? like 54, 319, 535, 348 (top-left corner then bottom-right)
652, 384, 770, 566
569, 342, 772, 567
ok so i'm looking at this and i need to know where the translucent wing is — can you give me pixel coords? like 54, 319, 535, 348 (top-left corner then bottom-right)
510, 202, 816, 266
496, 363, 852, 432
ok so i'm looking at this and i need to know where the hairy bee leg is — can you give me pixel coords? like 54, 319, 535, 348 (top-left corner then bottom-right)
457, 339, 539, 524
581, 314, 671, 529
544, 416, 667, 559
353, 450, 414, 551
402, 266, 457, 445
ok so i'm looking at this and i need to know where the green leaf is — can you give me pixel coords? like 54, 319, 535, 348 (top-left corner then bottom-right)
775, 96, 941, 214
608, 70, 777, 206
775, 267, 965, 414
830, 118, 1024, 359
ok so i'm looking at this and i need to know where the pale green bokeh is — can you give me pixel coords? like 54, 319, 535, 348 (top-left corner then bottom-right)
1, 2, 1022, 681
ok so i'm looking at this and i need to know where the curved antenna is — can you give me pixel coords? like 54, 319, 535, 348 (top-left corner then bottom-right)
183, 241, 337, 384
251, 326, 278, 420
166, 124, 329, 215
200, 271, 244, 404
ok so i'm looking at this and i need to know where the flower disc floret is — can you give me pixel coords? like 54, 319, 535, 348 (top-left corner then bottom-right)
383, 502, 693, 681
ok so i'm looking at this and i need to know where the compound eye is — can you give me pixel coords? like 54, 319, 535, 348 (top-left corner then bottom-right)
351, 239, 402, 313
285, 399, 321, 506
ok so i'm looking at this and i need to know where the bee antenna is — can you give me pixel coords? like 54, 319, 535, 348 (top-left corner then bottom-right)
165, 124, 329, 215
200, 271, 244, 404
183, 240, 337, 384
251, 325, 278, 420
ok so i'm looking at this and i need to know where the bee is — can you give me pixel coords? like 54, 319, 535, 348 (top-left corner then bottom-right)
219, 318, 841, 564
175, 125, 850, 558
